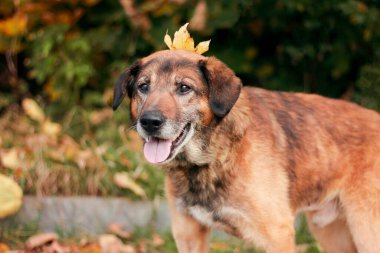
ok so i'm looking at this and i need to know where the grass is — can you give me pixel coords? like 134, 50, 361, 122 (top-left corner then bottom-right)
0, 101, 165, 199
1, 217, 322, 252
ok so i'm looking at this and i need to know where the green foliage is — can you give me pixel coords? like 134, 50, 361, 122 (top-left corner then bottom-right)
27, 25, 94, 106
0, 0, 379, 111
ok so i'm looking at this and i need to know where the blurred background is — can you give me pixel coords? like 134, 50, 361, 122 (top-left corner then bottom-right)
0, 0, 379, 252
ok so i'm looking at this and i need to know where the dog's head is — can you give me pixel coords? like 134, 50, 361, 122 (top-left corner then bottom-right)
113, 50, 242, 164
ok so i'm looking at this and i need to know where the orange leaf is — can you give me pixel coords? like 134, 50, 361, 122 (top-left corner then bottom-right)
0, 243, 10, 252
164, 23, 210, 54
0, 13, 28, 37
1, 148, 20, 170
108, 223, 131, 239
25, 233, 58, 249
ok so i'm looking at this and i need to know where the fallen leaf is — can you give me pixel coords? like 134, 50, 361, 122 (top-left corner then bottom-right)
60, 135, 81, 161
120, 244, 136, 253
108, 223, 131, 239
0, 13, 28, 37
1, 148, 20, 170
42, 120, 62, 138
99, 234, 123, 253
49, 241, 70, 253
25, 233, 58, 249
22, 98, 45, 123
0, 243, 10, 252
113, 172, 146, 198
78, 242, 101, 253
0, 173, 23, 218
152, 233, 164, 247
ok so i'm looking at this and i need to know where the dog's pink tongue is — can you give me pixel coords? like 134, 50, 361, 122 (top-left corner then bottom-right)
143, 137, 172, 164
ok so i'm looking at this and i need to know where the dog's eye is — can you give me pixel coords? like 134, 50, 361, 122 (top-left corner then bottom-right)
138, 83, 149, 94
177, 84, 192, 95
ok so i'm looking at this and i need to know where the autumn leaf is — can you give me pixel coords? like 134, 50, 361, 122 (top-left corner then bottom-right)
164, 23, 210, 54
0, 243, 10, 252
0, 13, 28, 37
108, 223, 131, 239
152, 233, 164, 247
99, 234, 123, 253
0, 174, 23, 218
42, 120, 62, 138
25, 233, 58, 249
22, 98, 45, 123
195, 40, 211, 54
1, 148, 20, 170
114, 172, 146, 198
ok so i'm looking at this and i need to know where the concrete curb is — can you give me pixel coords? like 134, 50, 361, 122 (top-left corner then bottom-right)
1, 196, 302, 238
1, 196, 171, 235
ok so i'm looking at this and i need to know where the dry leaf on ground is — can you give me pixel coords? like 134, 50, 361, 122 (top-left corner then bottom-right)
152, 233, 164, 247
0, 242, 10, 252
0, 148, 20, 170
42, 120, 62, 138
0, 13, 28, 37
0, 174, 23, 218
22, 98, 45, 123
108, 223, 131, 239
113, 172, 146, 198
25, 233, 58, 249
120, 244, 136, 253
48, 241, 70, 253
99, 234, 123, 253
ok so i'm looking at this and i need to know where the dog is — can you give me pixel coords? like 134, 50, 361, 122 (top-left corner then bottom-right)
113, 49, 380, 253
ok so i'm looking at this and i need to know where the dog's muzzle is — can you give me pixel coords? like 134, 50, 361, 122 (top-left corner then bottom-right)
139, 110, 165, 135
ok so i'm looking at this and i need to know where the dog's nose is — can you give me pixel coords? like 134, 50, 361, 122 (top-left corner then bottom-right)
139, 111, 165, 133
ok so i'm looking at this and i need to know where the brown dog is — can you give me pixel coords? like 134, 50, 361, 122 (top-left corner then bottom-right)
113, 50, 380, 253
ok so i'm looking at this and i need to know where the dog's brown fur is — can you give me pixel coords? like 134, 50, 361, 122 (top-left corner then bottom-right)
113, 50, 380, 253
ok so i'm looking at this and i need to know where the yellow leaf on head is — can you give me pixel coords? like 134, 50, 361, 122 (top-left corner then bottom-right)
164, 23, 210, 54
164, 33, 173, 50
195, 40, 211, 55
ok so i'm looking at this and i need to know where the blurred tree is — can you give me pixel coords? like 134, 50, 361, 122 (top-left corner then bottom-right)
0, 0, 379, 112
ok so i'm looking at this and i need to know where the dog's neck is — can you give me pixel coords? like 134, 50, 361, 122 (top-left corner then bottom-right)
163, 90, 252, 205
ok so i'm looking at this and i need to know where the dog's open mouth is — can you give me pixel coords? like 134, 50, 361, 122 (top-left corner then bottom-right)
143, 123, 191, 164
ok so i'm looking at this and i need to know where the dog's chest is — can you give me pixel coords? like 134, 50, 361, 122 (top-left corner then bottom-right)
169, 164, 243, 236
187, 205, 214, 226
177, 199, 243, 237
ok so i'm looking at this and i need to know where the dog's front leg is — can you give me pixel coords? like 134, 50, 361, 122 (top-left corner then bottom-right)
165, 176, 210, 253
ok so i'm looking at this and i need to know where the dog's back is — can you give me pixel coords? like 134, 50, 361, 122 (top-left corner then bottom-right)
114, 49, 380, 253
245, 87, 380, 252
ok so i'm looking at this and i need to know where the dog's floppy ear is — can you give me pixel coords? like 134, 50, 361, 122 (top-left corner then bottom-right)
113, 61, 140, 110
199, 57, 242, 118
